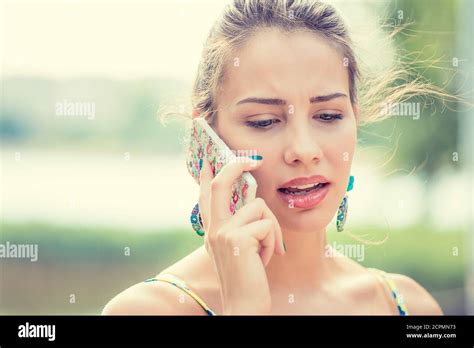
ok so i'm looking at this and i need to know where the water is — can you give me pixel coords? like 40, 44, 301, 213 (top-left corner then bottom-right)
1, 147, 199, 231
1, 147, 471, 232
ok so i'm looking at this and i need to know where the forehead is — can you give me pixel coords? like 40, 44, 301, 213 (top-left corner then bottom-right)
219, 28, 349, 106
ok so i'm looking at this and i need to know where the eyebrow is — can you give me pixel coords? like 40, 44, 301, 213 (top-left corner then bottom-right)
236, 92, 348, 106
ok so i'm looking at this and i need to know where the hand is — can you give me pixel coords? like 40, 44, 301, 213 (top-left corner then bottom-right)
198, 157, 285, 315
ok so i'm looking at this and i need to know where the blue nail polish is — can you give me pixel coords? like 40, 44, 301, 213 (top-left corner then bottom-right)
248, 155, 263, 160
199, 158, 203, 170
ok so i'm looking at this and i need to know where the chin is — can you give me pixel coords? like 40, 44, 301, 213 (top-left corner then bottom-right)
280, 219, 330, 233
275, 208, 333, 233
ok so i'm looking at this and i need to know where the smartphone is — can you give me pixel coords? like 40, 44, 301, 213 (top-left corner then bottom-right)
186, 117, 258, 215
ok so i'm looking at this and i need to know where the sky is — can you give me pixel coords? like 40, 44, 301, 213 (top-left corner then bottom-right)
1, 0, 229, 80
1, 0, 388, 81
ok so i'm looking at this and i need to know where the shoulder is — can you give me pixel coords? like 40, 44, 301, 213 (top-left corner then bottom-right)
387, 272, 444, 315
101, 278, 209, 315
102, 246, 220, 315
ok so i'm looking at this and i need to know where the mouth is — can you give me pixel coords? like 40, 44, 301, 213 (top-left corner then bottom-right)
277, 182, 329, 195
276, 176, 331, 209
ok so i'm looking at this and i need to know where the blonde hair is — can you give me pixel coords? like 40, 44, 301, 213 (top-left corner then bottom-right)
192, 0, 359, 127
187, 0, 455, 128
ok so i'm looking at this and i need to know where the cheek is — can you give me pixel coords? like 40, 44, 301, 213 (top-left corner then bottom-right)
324, 122, 357, 166
323, 126, 356, 204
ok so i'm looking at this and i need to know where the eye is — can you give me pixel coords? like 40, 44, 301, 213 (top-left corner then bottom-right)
316, 113, 343, 122
245, 119, 280, 129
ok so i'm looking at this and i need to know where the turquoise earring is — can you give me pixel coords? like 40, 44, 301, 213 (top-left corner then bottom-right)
336, 175, 354, 232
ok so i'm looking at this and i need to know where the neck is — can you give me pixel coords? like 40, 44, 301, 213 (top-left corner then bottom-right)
265, 227, 339, 292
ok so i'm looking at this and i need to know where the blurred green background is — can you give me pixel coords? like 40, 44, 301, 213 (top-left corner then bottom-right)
1, 0, 472, 315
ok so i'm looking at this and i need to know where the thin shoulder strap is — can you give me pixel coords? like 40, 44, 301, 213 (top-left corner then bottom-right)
367, 268, 409, 316
144, 273, 216, 316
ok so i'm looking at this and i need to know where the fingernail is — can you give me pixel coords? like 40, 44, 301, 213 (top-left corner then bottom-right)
248, 155, 263, 160
199, 158, 203, 170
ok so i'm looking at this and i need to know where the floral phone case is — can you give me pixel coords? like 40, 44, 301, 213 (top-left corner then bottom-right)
186, 117, 257, 215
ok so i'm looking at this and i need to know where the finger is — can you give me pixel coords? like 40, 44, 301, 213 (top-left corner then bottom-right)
209, 157, 263, 229
199, 158, 213, 231
234, 219, 275, 267
226, 197, 285, 255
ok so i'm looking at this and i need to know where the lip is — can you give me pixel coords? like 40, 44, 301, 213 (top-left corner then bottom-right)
278, 175, 330, 188
277, 183, 330, 209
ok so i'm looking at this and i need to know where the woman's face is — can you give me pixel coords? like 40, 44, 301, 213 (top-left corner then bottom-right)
214, 28, 358, 233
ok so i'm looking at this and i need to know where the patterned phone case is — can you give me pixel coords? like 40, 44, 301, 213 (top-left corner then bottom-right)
186, 117, 257, 215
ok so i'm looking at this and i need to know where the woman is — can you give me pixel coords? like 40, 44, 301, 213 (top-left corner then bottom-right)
103, 0, 444, 315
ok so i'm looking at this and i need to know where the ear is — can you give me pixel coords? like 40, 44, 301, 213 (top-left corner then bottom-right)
192, 109, 200, 118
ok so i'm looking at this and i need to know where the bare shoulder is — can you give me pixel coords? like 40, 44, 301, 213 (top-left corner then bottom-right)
101, 278, 208, 315
102, 246, 220, 315
388, 273, 444, 315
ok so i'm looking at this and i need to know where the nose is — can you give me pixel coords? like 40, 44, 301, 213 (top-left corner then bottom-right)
283, 118, 323, 165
